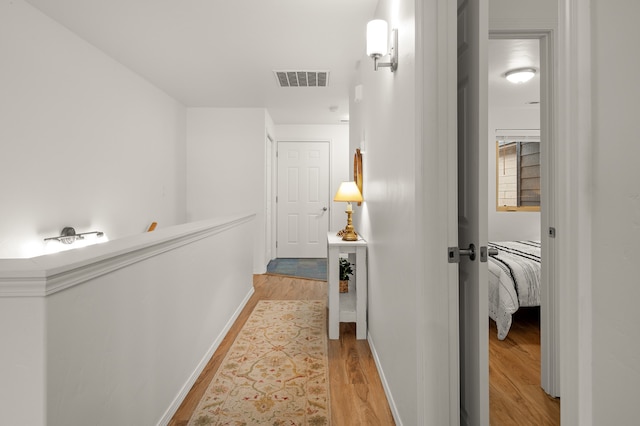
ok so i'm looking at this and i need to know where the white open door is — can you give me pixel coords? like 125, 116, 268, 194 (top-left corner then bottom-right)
457, 0, 489, 424
276, 141, 330, 258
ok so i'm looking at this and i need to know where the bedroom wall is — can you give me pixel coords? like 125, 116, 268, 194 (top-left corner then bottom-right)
274, 124, 350, 234
487, 0, 557, 242
487, 107, 541, 241
0, 0, 187, 259
186, 108, 273, 274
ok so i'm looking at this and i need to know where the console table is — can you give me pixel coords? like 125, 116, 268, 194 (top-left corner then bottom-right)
327, 232, 368, 340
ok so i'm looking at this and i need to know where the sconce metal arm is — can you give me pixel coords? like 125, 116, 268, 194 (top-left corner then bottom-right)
371, 28, 398, 72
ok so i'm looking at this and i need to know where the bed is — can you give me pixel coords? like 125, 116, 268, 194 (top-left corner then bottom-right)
488, 241, 541, 340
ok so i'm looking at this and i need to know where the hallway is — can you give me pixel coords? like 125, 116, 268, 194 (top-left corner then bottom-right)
169, 274, 395, 425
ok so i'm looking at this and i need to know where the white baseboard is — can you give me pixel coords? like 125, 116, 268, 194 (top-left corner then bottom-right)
367, 333, 403, 426
157, 286, 255, 425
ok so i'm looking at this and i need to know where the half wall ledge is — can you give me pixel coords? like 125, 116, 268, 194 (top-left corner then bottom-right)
0, 213, 256, 297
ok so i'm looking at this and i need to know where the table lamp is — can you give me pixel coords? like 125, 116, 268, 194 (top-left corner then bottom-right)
334, 181, 364, 241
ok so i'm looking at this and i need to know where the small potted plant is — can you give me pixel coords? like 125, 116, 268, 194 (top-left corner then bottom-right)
339, 258, 353, 293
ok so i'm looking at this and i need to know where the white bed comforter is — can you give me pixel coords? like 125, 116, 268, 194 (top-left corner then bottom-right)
488, 241, 541, 340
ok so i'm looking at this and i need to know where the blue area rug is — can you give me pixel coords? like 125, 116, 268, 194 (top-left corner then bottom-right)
266, 258, 327, 281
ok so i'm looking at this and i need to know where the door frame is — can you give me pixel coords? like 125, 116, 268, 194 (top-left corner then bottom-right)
265, 133, 276, 263
489, 29, 560, 397
419, 0, 591, 424
556, 0, 593, 423
415, 0, 460, 424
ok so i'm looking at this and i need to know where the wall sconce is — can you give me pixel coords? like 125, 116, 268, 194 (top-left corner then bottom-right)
44, 227, 104, 244
366, 19, 398, 72
334, 181, 364, 241
505, 68, 536, 84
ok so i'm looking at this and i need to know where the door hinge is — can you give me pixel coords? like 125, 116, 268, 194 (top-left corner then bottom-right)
276, 241, 278, 248
548, 227, 556, 238
276, 196, 278, 203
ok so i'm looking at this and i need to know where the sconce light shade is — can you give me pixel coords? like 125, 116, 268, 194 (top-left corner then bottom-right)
366, 19, 388, 57
505, 68, 536, 84
366, 19, 398, 72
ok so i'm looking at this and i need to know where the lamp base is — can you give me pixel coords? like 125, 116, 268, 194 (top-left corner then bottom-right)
341, 227, 358, 241
338, 210, 359, 241
336, 228, 358, 239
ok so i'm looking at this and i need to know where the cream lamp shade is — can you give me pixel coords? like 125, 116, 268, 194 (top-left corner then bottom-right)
334, 181, 363, 203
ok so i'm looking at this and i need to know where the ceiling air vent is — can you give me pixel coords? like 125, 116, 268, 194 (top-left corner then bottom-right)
274, 70, 329, 87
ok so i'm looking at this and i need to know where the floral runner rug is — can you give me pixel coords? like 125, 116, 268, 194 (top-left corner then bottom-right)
188, 300, 330, 426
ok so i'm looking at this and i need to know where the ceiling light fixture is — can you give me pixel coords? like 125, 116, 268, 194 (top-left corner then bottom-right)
366, 20, 398, 72
505, 68, 536, 84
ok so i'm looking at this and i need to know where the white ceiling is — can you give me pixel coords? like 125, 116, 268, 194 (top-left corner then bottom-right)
488, 38, 540, 110
24, 0, 378, 125
23, 1, 540, 124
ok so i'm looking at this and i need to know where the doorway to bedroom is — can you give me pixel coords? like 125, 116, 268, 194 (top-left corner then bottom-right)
487, 35, 560, 423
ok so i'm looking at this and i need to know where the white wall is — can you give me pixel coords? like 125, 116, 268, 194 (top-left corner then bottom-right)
0, 215, 254, 425
591, 1, 640, 423
274, 124, 350, 233
488, 108, 541, 241
186, 108, 272, 273
489, 0, 558, 29
0, 0, 187, 259
349, 0, 418, 423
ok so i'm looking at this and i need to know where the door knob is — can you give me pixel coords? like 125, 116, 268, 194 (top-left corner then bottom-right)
448, 244, 476, 263
322, 207, 328, 211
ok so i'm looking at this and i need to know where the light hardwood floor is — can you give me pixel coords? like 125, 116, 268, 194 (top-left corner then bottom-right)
170, 274, 557, 425
169, 274, 395, 425
489, 308, 560, 425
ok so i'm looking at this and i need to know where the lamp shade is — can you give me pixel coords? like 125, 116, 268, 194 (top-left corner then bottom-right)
334, 181, 363, 203
366, 19, 388, 57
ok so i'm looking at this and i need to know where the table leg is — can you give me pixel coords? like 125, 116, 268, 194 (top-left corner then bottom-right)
328, 245, 340, 339
355, 246, 367, 340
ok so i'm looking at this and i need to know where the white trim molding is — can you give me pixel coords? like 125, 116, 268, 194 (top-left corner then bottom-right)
558, 0, 593, 424
368, 334, 403, 425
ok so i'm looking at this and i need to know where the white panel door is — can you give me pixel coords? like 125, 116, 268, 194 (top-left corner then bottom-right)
276, 142, 329, 258
457, 0, 489, 424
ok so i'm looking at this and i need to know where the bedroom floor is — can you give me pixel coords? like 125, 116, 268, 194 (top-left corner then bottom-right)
489, 308, 560, 425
